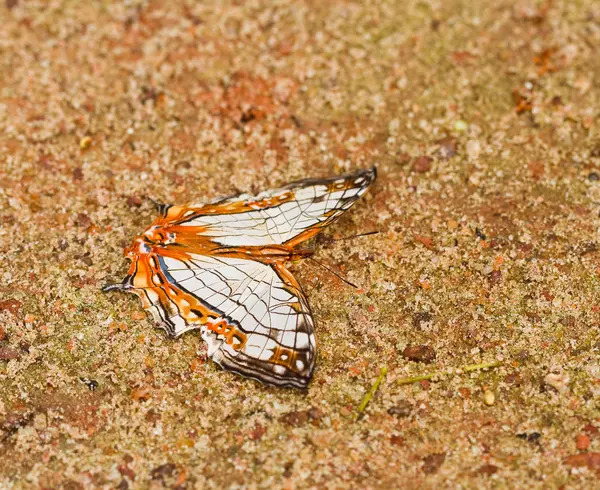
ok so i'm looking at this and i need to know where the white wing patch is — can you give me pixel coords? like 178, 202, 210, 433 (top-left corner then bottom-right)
156, 254, 316, 388
179, 168, 376, 247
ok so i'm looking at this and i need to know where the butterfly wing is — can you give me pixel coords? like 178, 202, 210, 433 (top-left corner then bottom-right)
114, 250, 316, 388
106, 167, 376, 388
160, 166, 376, 248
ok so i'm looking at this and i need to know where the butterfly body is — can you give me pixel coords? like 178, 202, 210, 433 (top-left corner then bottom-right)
105, 167, 376, 388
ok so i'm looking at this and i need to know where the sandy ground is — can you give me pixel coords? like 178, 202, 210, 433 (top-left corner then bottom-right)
1, 0, 600, 488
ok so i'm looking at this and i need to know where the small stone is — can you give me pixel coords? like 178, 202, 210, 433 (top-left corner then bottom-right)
565, 452, 600, 469
402, 345, 436, 363
477, 464, 499, 476
579, 241, 598, 256
116, 480, 129, 490
544, 368, 570, 393
588, 172, 599, 182
309, 430, 335, 448
504, 373, 522, 385
76, 213, 92, 228
454, 120, 468, 132
280, 408, 321, 427
489, 270, 502, 286
1, 412, 33, 435
412, 312, 432, 330
151, 463, 176, 481
390, 434, 404, 446
576, 433, 591, 450
145, 409, 160, 424
79, 136, 92, 150
130, 386, 151, 401
117, 464, 136, 481
483, 390, 495, 406
447, 219, 459, 231
422, 453, 446, 474
528, 160, 545, 179
414, 235, 435, 250
281, 410, 309, 427
249, 424, 266, 441
127, 196, 143, 207
437, 136, 457, 160
388, 400, 413, 418
62, 480, 83, 490
395, 153, 411, 166
0, 299, 21, 315
466, 140, 481, 160
72, 167, 84, 181
307, 407, 323, 421
0, 347, 20, 360
413, 156, 433, 173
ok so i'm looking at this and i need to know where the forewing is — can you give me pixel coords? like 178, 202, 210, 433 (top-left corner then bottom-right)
167, 167, 376, 247
125, 252, 316, 389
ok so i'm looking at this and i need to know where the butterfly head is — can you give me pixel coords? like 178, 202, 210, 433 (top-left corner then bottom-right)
124, 235, 152, 259
141, 225, 176, 246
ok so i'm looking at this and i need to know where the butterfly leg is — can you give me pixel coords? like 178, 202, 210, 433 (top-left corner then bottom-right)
290, 248, 314, 262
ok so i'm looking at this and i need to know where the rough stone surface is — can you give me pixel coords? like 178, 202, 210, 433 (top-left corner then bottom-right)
1, 1, 600, 488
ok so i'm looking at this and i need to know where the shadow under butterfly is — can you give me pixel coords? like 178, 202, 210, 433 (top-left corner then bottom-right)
103, 167, 377, 389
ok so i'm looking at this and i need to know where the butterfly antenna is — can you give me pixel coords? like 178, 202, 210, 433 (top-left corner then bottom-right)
308, 257, 358, 289
145, 196, 170, 215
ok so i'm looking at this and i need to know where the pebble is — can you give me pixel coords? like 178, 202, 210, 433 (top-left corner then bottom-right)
0, 347, 20, 360
412, 312, 432, 330
387, 400, 413, 418
454, 120, 468, 132
413, 156, 432, 173
402, 345, 436, 363
437, 136, 457, 160
279, 408, 320, 427
489, 270, 502, 286
0, 299, 21, 315
127, 196, 143, 207
447, 219, 459, 231
151, 463, 176, 481
544, 368, 570, 393
76, 213, 92, 228
422, 453, 446, 474
79, 136, 92, 150
477, 464, 499, 476
466, 140, 481, 160
576, 433, 591, 450
483, 390, 495, 406
565, 452, 600, 469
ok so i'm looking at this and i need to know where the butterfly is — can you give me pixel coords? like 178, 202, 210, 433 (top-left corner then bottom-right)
103, 167, 377, 388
